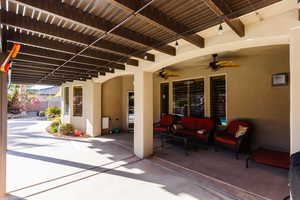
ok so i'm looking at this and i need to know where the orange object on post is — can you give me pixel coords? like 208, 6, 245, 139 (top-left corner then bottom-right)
0, 43, 21, 72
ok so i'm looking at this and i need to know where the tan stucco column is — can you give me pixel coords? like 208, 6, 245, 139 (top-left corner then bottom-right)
290, 27, 300, 154
86, 82, 102, 137
134, 71, 153, 158
0, 72, 7, 197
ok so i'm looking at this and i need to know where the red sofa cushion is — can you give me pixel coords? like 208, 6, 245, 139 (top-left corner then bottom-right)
160, 115, 173, 126
227, 120, 250, 136
194, 118, 214, 130
176, 129, 196, 136
176, 129, 208, 140
181, 117, 196, 130
250, 149, 290, 169
215, 135, 237, 145
154, 127, 168, 132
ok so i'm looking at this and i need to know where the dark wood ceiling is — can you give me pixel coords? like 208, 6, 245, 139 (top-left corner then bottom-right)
0, 0, 282, 85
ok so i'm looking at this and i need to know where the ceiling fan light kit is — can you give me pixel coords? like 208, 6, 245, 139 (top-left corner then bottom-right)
218, 24, 224, 35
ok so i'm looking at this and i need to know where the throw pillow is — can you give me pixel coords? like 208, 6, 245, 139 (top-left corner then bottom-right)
235, 125, 248, 138
197, 129, 206, 135
173, 124, 184, 130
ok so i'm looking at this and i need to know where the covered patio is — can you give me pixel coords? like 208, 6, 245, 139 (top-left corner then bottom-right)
0, 0, 300, 199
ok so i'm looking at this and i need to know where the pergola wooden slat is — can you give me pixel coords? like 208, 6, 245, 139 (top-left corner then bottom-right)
13, 63, 99, 77
202, 0, 245, 37
0, 0, 282, 85
6, 31, 139, 66
10, 0, 176, 56
105, 0, 205, 48
13, 54, 113, 73
1, 11, 155, 61
7, 43, 126, 70
12, 61, 105, 75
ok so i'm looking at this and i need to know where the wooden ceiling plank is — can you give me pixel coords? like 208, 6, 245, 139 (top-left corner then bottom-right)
105, 0, 205, 48
12, 0, 176, 56
7, 42, 126, 70
12, 69, 93, 79
1, 11, 154, 61
12, 60, 103, 74
13, 64, 99, 77
13, 54, 114, 73
202, 0, 245, 37
13, 63, 99, 76
6, 31, 138, 66
12, 72, 86, 81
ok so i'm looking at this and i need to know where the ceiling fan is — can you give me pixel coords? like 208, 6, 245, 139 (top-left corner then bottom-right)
208, 54, 240, 71
158, 68, 180, 79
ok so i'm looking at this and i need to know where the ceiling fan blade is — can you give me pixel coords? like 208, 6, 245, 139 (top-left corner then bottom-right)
220, 64, 240, 68
167, 74, 180, 77
217, 61, 234, 65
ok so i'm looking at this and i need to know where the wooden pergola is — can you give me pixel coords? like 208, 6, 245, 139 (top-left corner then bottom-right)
0, 0, 282, 85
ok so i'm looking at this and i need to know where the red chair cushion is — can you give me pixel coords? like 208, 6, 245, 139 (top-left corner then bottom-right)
215, 135, 237, 145
250, 149, 290, 169
160, 115, 174, 126
227, 120, 250, 136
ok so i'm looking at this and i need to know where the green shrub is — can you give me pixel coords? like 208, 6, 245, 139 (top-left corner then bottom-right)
46, 107, 61, 119
50, 126, 58, 133
59, 123, 74, 135
48, 120, 61, 134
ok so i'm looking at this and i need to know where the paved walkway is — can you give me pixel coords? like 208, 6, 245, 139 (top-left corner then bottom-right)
4, 118, 239, 200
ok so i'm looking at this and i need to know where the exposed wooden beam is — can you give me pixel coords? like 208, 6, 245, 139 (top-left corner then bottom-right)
12, 0, 176, 56
13, 54, 113, 73
1, 11, 155, 61
105, 0, 205, 48
7, 42, 126, 70
13, 66, 98, 78
12, 60, 103, 74
11, 79, 66, 85
6, 31, 138, 66
202, 0, 245, 37
12, 70, 90, 79
13, 63, 100, 76
12, 72, 84, 81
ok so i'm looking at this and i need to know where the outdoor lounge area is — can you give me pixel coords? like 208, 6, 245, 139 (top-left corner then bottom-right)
0, 0, 300, 200
103, 132, 289, 200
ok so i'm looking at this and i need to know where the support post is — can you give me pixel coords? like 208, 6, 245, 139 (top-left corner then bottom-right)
86, 82, 102, 137
0, 72, 7, 197
134, 71, 153, 158
290, 27, 300, 154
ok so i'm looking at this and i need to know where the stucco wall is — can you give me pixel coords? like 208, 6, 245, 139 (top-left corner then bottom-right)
102, 75, 133, 131
61, 81, 91, 132
153, 45, 290, 151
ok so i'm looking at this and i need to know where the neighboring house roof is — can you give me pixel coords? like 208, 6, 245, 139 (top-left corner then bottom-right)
28, 86, 60, 96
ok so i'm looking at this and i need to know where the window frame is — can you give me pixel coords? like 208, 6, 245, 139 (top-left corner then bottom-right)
209, 74, 227, 121
72, 85, 83, 117
172, 77, 205, 117
63, 86, 70, 115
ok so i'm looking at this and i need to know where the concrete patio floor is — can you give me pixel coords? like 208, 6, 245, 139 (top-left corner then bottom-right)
103, 133, 289, 200
3, 118, 244, 200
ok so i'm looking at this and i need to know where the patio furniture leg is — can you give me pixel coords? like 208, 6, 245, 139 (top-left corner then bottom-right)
246, 157, 250, 168
160, 133, 165, 149
214, 145, 218, 152
235, 152, 239, 160
184, 138, 189, 156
